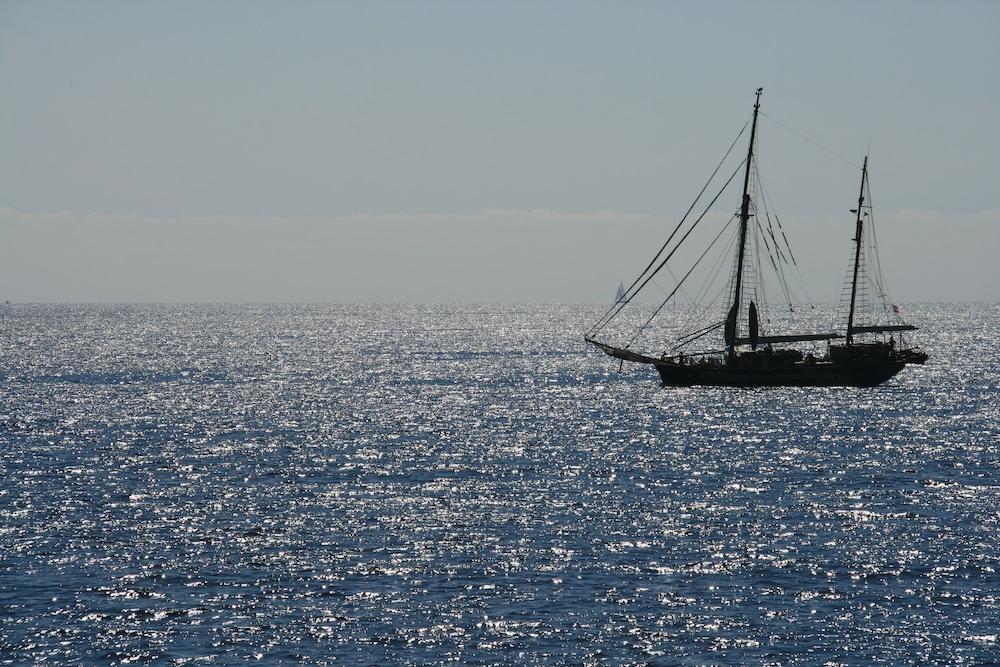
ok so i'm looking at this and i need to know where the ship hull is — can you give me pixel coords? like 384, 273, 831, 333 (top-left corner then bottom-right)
653, 359, 906, 388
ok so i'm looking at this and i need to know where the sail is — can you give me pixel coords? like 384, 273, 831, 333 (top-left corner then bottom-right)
748, 301, 759, 350
724, 303, 738, 347
615, 282, 626, 303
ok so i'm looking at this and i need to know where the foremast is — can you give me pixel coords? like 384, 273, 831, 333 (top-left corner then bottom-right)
725, 87, 763, 360
846, 155, 868, 345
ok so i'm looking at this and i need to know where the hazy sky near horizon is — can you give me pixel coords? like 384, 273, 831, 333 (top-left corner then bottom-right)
1, 0, 997, 302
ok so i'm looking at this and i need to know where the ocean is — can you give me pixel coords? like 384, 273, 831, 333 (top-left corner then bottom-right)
1, 303, 998, 664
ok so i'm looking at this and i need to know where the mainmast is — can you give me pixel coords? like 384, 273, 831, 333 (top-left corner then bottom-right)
726, 87, 762, 359
846, 155, 868, 345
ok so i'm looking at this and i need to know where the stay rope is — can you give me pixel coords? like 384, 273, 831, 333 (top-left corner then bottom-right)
622, 214, 739, 350
587, 158, 746, 339
586, 119, 750, 337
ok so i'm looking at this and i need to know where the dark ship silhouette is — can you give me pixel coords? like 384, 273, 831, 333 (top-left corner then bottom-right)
585, 89, 926, 387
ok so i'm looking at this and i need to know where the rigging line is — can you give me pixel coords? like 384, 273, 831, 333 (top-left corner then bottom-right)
865, 213, 892, 323
647, 267, 695, 305
759, 111, 861, 169
752, 164, 796, 309
692, 227, 738, 306
696, 277, 733, 322
644, 223, 737, 352
755, 174, 789, 268
755, 197, 776, 258
757, 218, 792, 310
754, 210, 795, 309
754, 167, 794, 266
834, 253, 856, 332
676, 319, 726, 341
759, 225, 773, 326
588, 118, 751, 334
866, 225, 887, 308
674, 321, 725, 348
745, 178, 772, 305
672, 228, 738, 345
777, 213, 816, 306
759, 217, 787, 281
673, 312, 728, 347
767, 204, 799, 266
751, 165, 775, 252
856, 173, 884, 322
758, 177, 815, 306
751, 213, 765, 328
755, 219, 771, 323
864, 167, 894, 318
770, 209, 799, 266
588, 158, 746, 337
663, 266, 694, 303
693, 228, 739, 327
623, 214, 739, 349
762, 233, 780, 274
775, 216, 796, 265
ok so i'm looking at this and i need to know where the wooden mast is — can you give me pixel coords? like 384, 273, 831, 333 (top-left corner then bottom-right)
727, 87, 762, 360
846, 155, 868, 345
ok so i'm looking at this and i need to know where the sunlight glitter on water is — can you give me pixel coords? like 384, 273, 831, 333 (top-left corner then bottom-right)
1, 303, 998, 664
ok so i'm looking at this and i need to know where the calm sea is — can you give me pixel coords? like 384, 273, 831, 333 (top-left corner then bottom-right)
1, 303, 998, 664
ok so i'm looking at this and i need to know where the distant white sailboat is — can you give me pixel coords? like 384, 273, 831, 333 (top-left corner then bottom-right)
614, 282, 626, 304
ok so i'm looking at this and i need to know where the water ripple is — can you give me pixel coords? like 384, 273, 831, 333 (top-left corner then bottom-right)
1, 303, 998, 664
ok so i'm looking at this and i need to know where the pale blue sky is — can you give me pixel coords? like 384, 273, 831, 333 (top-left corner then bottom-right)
1, 1, 997, 301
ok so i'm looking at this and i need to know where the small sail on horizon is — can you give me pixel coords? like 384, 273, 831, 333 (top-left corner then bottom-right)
614, 282, 626, 304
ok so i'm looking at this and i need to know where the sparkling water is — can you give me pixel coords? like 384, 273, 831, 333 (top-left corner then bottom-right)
1, 303, 998, 664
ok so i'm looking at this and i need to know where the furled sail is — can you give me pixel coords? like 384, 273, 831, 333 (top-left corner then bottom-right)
724, 303, 738, 347
734, 332, 842, 345
849, 324, 918, 334
748, 301, 759, 350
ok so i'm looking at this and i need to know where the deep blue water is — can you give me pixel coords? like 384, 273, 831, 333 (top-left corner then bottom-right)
1, 303, 998, 665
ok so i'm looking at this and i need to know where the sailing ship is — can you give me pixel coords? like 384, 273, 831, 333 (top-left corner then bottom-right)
585, 89, 927, 387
